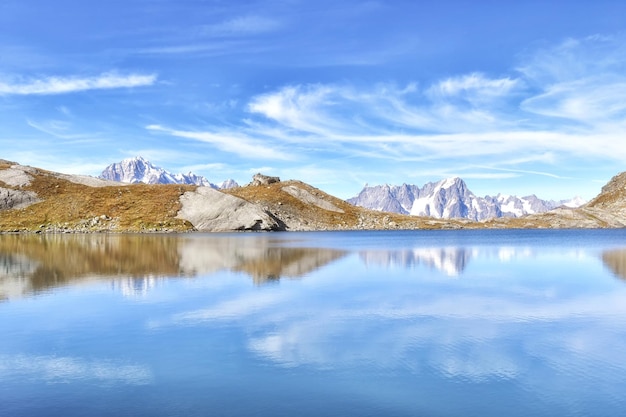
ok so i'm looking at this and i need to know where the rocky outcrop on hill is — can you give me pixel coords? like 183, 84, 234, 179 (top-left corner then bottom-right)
0, 188, 40, 211
176, 187, 284, 231
250, 173, 280, 186
0, 164, 41, 211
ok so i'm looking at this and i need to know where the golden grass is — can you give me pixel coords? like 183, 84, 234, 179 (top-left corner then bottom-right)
0, 168, 196, 232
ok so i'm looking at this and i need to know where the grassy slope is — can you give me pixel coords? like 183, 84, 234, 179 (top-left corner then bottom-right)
0, 164, 195, 232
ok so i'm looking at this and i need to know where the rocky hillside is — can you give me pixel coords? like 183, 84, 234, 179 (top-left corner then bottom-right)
1, 160, 626, 232
482, 173, 626, 229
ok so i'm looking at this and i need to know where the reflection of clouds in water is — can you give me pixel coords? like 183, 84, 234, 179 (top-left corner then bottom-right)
157, 266, 626, 388
0, 354, 153, 385
244, 294, 626, 376
148, 291, 292, 328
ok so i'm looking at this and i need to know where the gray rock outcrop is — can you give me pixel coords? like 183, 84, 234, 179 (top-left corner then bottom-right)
250, 173, 280, 186
0, 187, 40, 211
0, 166, 35, 187
176, 187, 283, 231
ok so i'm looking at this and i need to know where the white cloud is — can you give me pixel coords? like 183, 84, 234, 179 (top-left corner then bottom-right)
248, 84, 352, 136
0, 72, 157, 95
204, 16, 281, 36
26, 119, 99, 142
138, 34, 626, 198
146, 124, 294, 161
521, 78, 626, 122
428, 72, 520, 99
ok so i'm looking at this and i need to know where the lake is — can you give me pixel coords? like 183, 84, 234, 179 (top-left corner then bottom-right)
1, 229, 626, 417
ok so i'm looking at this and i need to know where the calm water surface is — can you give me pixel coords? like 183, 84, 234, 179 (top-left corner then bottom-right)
1, 229, 626, 416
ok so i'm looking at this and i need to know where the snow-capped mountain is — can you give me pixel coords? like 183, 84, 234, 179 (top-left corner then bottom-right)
345, 183, 420, 215
218, 179, 239, 190
99, 157, 238, 189
348, 177, 586, 221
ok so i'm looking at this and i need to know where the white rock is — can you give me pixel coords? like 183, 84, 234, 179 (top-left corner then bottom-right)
176, 187, 282, 231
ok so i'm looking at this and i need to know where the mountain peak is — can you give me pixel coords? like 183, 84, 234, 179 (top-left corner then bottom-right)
439, 177, 464, 189
99, 157, 237, 189
349, 177, 585, 221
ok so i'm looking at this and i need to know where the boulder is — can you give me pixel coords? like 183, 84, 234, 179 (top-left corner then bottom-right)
250, 173, 280, 186
176, 187, 284, 231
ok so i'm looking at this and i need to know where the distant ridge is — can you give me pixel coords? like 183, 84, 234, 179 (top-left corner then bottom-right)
99, 156, 239, 189
348, 177, 585, 221
0, 159, 624, 232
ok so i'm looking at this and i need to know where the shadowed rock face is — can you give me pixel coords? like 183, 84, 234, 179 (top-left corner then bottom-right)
0, 234, 349, 299
0, 187, 40, 211
0, 166, 42, 211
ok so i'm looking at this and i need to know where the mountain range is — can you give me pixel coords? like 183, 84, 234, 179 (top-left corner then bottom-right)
2, 158, 626, 232
348, 177, 586, 221
99, 156, 238, 189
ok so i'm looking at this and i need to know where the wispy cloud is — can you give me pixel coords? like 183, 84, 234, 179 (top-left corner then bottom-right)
241, 35, 626, 165
0, 72, 157, 95
202, 16, 281, 36
26, 119, 100, 142
137, 34, 626, 199
428, 72, 521, 101
146, 124, 294, 161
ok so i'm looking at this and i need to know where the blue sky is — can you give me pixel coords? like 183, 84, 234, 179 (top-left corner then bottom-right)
2, 1, 626, 200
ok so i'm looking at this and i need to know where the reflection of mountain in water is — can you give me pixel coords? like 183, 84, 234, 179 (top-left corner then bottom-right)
360, 248, 472, 276
601, 248, 626, 280
0, 235, 348, 300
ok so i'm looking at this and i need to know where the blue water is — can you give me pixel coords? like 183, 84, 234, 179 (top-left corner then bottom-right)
1, 230, 626, 416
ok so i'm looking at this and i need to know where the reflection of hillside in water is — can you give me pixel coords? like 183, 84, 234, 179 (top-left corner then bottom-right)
0, 235, 348, 300
177, 237, 348, 285
601, 248, 626, 280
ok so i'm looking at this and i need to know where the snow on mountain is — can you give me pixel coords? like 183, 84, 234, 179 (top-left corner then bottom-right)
409, 177, 501, 220
99, 157, 237, 189
348, 178, 586, 221
561, 196, 586, 208
359, 247, 472, 276
346, 183, 420, 215
218, 179, 239, 189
